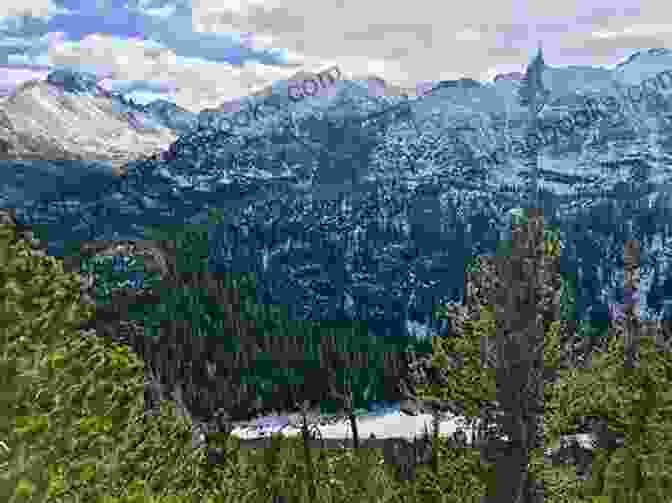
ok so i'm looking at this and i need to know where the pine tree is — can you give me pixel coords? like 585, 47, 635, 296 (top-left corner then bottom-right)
544, 322, 672, 502
416, 208, 581, 502
542, 241, 672, 502
0, 211, 274, 502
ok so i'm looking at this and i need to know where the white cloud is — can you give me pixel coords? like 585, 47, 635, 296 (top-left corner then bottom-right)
7, 1, 666, 116
0, 66, 50, 84
37, 33, 304, 111
454, 29, 484, 42
0, 0, 73, 20
191, 0, 671, 88
190, 0, 521, 86
593, 23, 672, 39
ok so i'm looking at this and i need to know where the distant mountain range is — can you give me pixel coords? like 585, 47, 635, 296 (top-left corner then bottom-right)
4, 48, 672, 340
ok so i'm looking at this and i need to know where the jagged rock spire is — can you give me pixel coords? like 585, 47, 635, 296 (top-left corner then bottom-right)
517, 42, 548, 110
517, 42, 550, 209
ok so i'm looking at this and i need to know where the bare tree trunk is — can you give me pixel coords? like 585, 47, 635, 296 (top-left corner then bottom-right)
623, 239, 641, 369
326, 366, 361, 450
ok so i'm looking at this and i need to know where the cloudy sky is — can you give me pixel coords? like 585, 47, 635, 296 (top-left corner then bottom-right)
0, 0, 664, 112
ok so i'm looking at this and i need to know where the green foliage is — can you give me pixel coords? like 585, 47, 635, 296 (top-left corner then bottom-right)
422, 303, 498, 420
0, 220, 271, 501
545, 334, 672, 502
13, 205, 657, 502
1, 223, 134, 500
1, 221, 245, 502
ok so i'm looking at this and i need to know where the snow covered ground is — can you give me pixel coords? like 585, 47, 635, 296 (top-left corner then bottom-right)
228, 409, 485, 444
225, 406, 594, 455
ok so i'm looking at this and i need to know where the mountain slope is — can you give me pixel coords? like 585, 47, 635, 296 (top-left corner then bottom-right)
0, 73, 176, 173
6, 48, 672, 339
114, 48, 672, 322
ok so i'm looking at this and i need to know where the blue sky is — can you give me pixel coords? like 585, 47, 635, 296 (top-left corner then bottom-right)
0, 0, 663, 112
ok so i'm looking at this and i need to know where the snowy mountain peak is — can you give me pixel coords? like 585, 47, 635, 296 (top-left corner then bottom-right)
0, 78, 176, 170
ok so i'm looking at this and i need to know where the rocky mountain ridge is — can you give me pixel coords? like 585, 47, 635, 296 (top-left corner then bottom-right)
5, 48, 672, 349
